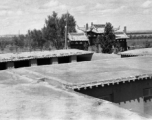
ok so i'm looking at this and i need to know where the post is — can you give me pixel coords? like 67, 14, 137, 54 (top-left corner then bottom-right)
65, 11, 68, 49
65, 25, 67, 49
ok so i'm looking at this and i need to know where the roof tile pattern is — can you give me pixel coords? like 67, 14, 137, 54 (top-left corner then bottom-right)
68, 33, 89, 41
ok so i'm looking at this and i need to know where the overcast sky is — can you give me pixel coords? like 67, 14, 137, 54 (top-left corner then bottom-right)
0, 0, 152, 35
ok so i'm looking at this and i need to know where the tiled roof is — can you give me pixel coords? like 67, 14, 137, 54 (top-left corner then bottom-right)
68, 33, 89, 41
115, 33, 129, 39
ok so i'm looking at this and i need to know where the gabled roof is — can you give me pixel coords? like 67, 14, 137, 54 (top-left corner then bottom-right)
68, 33, 89, 41
115, 33, 129, 39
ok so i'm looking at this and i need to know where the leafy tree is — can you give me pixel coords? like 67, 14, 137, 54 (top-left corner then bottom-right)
42, 12, 62, 49
0, 40, 7, 52
98, 22, 115, 53
27, 29, 44, 50
42, 11, 76, 49
12, 35, 24, 52
59, 12, 76, 37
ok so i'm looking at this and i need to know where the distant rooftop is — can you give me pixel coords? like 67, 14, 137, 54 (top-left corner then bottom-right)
68, 33, 89, 41
119, 48, 152, 56
127, 30, 152, 34
115, 33, 129, 39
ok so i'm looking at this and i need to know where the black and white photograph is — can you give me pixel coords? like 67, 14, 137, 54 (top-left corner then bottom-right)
0, 0, 152, 119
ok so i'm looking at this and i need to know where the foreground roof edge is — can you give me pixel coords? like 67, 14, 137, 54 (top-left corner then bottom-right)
65, 73, 151, 90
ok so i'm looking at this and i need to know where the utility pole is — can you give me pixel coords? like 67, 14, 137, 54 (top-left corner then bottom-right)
65, 11, 68, 49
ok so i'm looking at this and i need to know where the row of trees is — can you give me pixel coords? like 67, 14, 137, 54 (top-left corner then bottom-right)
0, 11, 76, 53
27, 12, 76, 50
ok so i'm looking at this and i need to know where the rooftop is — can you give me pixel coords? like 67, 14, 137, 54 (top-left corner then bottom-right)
68, 33, 89, 41
119, 48, 152, 56
0, 49, 93, 62
115, 33, 129, 39
127, 30, 152, 34
8, 55, 152, 90
0, 67, 147, 119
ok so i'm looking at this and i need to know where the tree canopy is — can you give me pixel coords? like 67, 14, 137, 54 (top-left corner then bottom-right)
25, 11, 76, 50
42, 11, 76, 49
98, 22, 115, 53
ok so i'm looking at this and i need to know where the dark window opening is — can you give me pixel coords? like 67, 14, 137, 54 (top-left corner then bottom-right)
58, 56, 70, 64
0, 62, 7, 70
37, 58, 51, 66
143, 88, 152, 102
14, 60, 30, 68
77, 54, 93, 62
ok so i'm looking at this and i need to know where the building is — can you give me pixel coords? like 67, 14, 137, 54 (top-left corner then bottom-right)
0, 58, 147, 119
117, 26, 152, 49
115, 32, 129, 51
68, 33, 89, 50
0, 49, 93, 70
69, 23, 129, 52
1, 49, 152, 117
16, 52, 152, 116
127, 30, 152, 39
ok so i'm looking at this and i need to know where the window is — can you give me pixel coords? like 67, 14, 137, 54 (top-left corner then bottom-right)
143, 88, 152, 102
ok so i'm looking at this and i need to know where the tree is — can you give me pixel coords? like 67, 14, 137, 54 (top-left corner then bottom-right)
42, 12, 62, 49
42, 11, 76, 49
98, 22, 115, 53
0, 39, 7, 52
27, 29, 44, 50
59, 12, 76, 37
12, 35, 25, 52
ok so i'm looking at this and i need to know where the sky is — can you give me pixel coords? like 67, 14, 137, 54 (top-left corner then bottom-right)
0, 0, 152, 35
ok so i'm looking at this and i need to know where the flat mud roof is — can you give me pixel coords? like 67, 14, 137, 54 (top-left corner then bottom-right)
8, 56, 152, 89
0, 70, 146, 119
119, 48, 152, 57
0, 49, 93, 62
